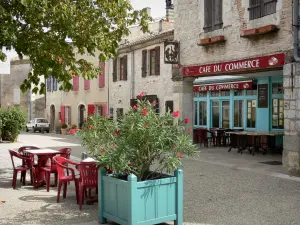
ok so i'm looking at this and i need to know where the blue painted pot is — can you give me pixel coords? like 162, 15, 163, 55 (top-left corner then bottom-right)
98, 168, 183, 225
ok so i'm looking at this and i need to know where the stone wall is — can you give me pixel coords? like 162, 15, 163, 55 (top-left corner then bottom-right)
283, 62, 300, 173
174, 0, 292, 66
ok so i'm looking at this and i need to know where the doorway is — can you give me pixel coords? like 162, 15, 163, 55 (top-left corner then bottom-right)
50, 105, 55, 131
78, 104, 85, 129
211, 100, 230, 128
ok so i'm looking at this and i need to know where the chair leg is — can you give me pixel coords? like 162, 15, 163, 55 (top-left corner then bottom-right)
79, 186, 84, 210
12, 170, 18, 189
20, 171, 24, 183
22, 170, 26, 185
63, 182, 67, 198
57, 181, 62, 203
74, 180, 79, 204
46, 172, 50, 192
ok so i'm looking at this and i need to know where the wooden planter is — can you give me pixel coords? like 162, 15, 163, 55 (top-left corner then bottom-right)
98, 168, 183, 225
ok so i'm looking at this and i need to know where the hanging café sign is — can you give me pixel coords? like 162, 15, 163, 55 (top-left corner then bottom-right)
183, 53, 285, 77
193, 81, 253, 92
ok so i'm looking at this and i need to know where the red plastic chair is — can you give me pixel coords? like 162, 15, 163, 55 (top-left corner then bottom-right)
53, 156, 80, 203
18, 146, 40, 184
76, 162, 98, 210
9, 150, 34, 189
41, 148, 72, 192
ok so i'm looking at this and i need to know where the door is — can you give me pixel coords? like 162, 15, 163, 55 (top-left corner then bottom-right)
211, 100, 230, 128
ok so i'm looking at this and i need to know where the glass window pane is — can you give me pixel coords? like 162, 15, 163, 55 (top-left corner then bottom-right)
199, 101, 207, 126
234, 90, 244, 96
278, 82, 284, 94
272, 83, 278, 94
247, 100, 256, 128
194, 102, 198, 126
212, 101, 220, 128
199, 92, 207, 97
222, 101, 230, 128
211, 91, 219, 97
221, 91, 230, 96
234, 100, 243, 127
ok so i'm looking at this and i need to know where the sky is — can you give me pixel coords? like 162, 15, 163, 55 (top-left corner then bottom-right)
130, 0, 166, 19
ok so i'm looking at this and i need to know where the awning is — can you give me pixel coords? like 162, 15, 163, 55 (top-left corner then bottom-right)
193, 80, 253, 92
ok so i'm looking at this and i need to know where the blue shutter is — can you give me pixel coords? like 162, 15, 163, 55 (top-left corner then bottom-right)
53, 77, 58, 91
47, 77, 51, 92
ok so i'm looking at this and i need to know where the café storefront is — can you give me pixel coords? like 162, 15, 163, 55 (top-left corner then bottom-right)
183, 53, 285, 148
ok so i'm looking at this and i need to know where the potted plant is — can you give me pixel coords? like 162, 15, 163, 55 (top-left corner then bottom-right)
61, 123, 68, 135
77, 92, 197, 225
69, 124, 78, 135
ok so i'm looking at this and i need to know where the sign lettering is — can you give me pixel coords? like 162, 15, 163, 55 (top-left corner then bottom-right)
193, 81, 252, 92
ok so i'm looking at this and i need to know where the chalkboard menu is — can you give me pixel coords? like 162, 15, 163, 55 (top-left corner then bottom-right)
258, 84, 268, 108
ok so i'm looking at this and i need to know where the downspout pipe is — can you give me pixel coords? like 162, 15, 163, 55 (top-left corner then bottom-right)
293, 0, 300, 61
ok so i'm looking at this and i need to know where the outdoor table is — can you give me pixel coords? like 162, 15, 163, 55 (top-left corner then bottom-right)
24, 149, 61, 189
210, 128, 229, 147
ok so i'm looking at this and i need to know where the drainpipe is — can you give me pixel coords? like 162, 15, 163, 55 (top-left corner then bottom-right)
129, 46, 135, 99
293, 0, 300, 61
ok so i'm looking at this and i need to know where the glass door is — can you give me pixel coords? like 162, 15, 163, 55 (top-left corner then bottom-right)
221, 101, 230, 128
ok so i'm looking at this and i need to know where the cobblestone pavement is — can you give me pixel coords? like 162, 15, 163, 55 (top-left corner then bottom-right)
1, 133, 300, 225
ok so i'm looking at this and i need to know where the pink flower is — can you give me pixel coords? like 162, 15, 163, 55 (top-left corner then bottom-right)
144, 124, 148, 128
177, 152, 182, 158
172, 146, 177, 150
188, 128, 192, 133
133, 105, 138, 111
184, 118, 190, 124
90, 125, 93, 129
137, 92, 145, 98
58, 57, 63, 64
142, 108, 148, 116
152, 100, 157, 106
173, 111, 179, 117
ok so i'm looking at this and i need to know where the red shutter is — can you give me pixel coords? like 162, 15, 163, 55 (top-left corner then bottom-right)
102, 104, 108, 117
98, 62, 105, 88
88, 104, 95, 116
60, 105, 65, 124
73, 76, 79, 91
84, 79, 90, 90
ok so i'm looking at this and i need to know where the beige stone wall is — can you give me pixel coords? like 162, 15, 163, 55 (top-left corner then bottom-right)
174, 0, 292, 67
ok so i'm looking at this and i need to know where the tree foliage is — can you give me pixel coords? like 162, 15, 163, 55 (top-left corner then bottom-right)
0, 0, 151, 94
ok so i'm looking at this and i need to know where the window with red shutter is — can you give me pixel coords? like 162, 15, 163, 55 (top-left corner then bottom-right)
88, 104, 95, 116
98, 62, 105, 88
84, 79, 90, 90
60, 106, 65, 124
73, 76, 79, 91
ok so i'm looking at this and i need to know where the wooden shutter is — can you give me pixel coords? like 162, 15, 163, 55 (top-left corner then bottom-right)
203, 0, 213, 32
263, 0, 277, 16
249, 0, 263, 20
102, 104, 108, 117
84, 79, 90, 90
165, 101, 174, 113
98, 62, 105, 88
60, 105, 65, 124
47, 77, 51, 92
155, 46, 160, 75
142, 50, 147, 77
88, 104, 95, 116
53, 77, 57, 91
73, 76, 79, 91
113, 59, 117, 82
123, 56, 128, 81
214, 0, 223, 29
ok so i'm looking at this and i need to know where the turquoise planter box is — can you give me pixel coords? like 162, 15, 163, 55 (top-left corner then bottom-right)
98, 168, 183, 225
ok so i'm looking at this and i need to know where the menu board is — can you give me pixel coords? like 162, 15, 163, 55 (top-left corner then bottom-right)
258, 84, 268, 108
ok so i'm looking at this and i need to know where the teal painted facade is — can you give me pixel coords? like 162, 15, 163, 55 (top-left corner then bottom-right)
193, 75, 284, 135
98, 168, 183, 225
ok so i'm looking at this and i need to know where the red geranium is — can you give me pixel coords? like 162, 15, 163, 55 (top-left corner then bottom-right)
173, 111, 179, 117
90, 125, 93, 129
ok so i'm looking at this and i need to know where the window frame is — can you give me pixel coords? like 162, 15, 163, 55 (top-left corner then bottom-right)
149, 49, 156, 76
271, 81, 284, 130
248, 0, 277, 20
203, 0, 223, 33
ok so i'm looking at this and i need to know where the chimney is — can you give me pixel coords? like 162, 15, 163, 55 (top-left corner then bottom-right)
165, 0, 174, 22
144, 7, 151, 18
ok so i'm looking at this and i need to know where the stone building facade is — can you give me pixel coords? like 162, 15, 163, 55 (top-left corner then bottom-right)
108, 19, 177, 119
0, 58, 45, 120
173, 0, 300, 172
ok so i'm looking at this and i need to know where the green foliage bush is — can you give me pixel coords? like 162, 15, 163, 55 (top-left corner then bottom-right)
77, 94, 198, 181
0, 106, 26, 142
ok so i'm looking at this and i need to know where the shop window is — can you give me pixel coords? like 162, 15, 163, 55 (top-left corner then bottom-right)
247, 100, 256, 128
211, 91, 219, 97
194, 102, 198, 126
272, 82, 284, 94
212, 101, 220, 128
199, 101, 207, 126
193, 92, 199, 97
234, 90, 244, 96
249, 0, 277, 21
272, 99, 284, 129
246, 84, 257, 95
222, 101, 230, 128
221, 91, 230, 96
199, 92, 207, 97
234, 100, 244, 127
